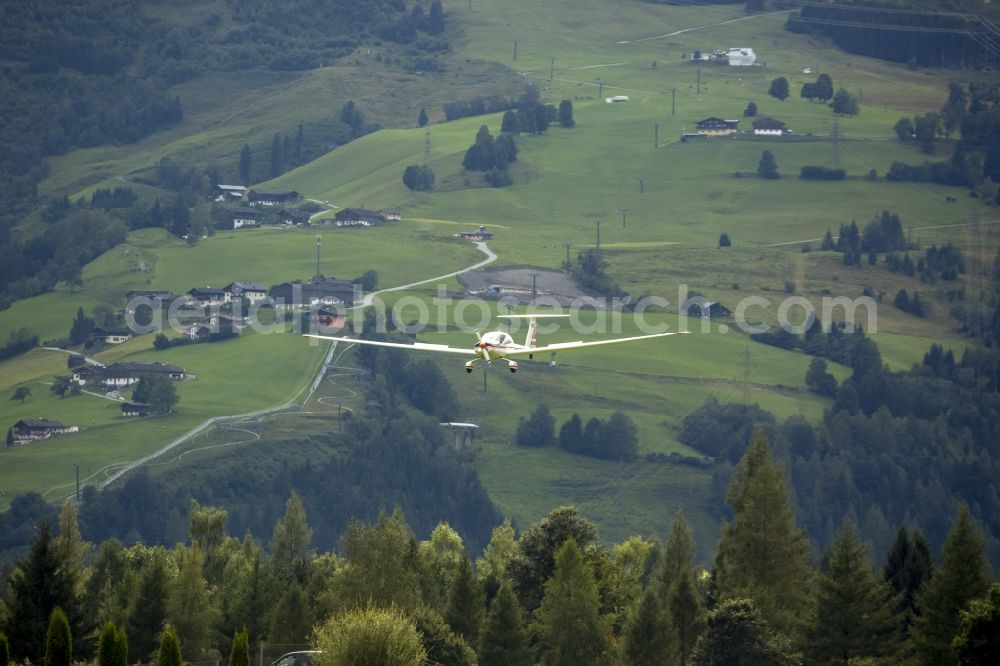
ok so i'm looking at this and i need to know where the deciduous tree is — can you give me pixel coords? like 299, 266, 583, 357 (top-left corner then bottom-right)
689, 598, 797, 666
313, 607, 426, 666
769, 77, 789, 101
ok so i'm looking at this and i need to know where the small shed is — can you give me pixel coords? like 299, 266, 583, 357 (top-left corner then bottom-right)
460, 226, 494, 241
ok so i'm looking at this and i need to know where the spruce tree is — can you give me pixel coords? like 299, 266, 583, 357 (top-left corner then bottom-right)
418, 107, 428, 127
239, 145, 252, 184
268, 583, 311, 644
714, 426, 812, 635
757, 150, 779, 179
156, 627, 182, 666
558, 99, 575, 127
229, 628, 250, 666
883, 526, 933, 637
912, 506, 990, 665
6, 522, 79, 662
805, 521, 899, 663
479, 584, 531, 666
535, 538, 610, 666
625, 588, 675, 666
5, 426, 12, 446
44, 608, 71, 666
444, 555, 484, 647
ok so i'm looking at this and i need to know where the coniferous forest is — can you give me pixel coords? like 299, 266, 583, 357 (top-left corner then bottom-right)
1, 427, 997, 665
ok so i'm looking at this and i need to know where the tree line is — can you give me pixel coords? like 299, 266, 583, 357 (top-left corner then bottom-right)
515, 406, 640, 460
2, 428, 997, 665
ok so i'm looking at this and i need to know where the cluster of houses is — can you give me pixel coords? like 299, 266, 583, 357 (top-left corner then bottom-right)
690, 47, 758, 66
682, 116, 790, 141
212, 185, 402, 231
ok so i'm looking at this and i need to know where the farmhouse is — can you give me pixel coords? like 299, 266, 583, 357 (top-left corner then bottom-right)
120, 402, 150, 417
187, 287, 227, 306
224, 282, 269, 304
278, 208, 312, 226
100, 361, 187, 388
72, 365, 105, 385
125, 290, 177, 313
91, 326, 133, 345
13, 419, 79, 441
696, 118, 739, 136
753, 117, 789, 136
271, 277, 357, 307
332, 208, 399, 228
460, 226, 494, 241
687, 300, 732, 319
247, 188, 300, 207
225, 206, 262, 230
727, 47, 757, 66
214, 184, 247, 202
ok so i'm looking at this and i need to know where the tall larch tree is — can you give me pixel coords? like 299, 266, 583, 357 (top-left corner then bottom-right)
166, 546, 217, 661
535, 538, 610, 666
658, 510, 705, 666
444, 555, 484, 647
912, 506, 991, 665
478, 583, 532, 666
805, 521, 900, 664
714, 426, 813, 636
56, 501, 91, 597
270, 492, 314, 583
44, 608, 71, 666
475, 518, 519, 600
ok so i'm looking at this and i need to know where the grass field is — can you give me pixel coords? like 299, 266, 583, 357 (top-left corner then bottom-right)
4, 0, 996, 544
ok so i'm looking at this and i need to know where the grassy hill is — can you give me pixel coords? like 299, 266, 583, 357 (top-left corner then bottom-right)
2, 1, 996, 550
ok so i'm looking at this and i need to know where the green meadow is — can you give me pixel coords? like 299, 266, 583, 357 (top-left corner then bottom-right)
3, 0, 994, 541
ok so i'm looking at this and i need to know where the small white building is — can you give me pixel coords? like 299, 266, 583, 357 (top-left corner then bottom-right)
605, 95, 630, 103
727, 47, 757, 66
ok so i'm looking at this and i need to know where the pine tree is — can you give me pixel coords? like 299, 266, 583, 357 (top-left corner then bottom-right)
535, 538, 610, 666
44, 608, 71, 666
714, 426, 812, 635
156, 627, 182, 666
6, 522, 80, 663
126, 557, 169, 662
912, 506, 990, 665
625, 588, 675, 666
418, 107, 428, 127
228, 628, 250, 666
444, 555, 484, 647
805, 521, 899, 664
478, 584, 532, 666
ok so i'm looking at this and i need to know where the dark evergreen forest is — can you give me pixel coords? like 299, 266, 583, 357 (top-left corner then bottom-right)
786, 2, 998, 68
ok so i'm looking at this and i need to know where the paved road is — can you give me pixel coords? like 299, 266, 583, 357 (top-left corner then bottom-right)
354, 241, 497, 307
